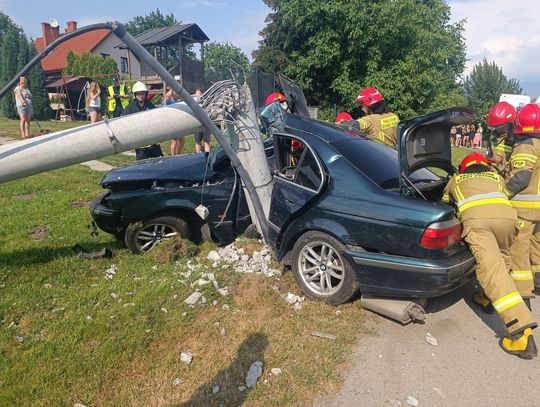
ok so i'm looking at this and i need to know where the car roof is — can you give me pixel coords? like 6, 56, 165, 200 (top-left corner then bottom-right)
283, 114, 368, 144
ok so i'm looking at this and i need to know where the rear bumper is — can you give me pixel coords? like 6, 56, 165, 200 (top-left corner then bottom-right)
89, 192, 125, 235
343, 249, 475, 298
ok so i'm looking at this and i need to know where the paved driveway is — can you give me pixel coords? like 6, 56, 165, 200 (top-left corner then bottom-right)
316, 281, 540, 407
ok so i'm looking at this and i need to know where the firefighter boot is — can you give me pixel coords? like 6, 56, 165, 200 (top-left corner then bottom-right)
499, 328, 538, 359
473, 292, 495, 314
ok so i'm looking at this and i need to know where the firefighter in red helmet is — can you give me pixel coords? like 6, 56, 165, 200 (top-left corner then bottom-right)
356, 87, 399, 148
442, 152, 537, 359
486, 101, 518, 176
505, 103, 540, 306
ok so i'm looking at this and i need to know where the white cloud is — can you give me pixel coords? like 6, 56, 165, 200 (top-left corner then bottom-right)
449, 0, 540, 96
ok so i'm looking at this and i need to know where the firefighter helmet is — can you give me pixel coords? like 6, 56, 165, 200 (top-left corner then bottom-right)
335, 112, 353, 124
459, 152, 489, 173
487, 101, 517, 128
514, 103, 540, 134
356, 87, 384, 107
265, 92, 286, 106
132, 81, 148, 94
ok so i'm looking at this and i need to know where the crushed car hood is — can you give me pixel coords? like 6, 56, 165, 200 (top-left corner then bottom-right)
100, 154, 217, 186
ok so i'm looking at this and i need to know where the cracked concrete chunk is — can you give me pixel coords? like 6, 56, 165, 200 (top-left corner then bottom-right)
184, 291, 203, 305
406, 396, 419, 406
270, 367, 282, 376
207, 251, 221, 261
180, 352, 193, 364
246, 360, 263, 388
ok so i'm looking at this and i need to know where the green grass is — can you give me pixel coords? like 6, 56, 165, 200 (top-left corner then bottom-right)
0, 160, 368, 406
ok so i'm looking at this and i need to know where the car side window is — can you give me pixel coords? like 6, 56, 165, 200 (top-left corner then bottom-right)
294, 149, 322, 190
275, 135, 322, 191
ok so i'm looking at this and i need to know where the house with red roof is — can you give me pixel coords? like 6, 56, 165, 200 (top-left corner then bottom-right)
34, 20, 143, 83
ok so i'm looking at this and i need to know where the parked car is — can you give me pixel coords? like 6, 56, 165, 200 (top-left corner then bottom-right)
90, 107, 476, 304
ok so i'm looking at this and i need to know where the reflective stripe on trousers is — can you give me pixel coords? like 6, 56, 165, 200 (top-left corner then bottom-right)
492, 291, 524, 313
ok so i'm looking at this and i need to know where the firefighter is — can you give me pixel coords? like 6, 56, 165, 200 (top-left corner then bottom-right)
486, 101, 517, 176
107, 76, 130, 118
122, 81, 163, 160
335, 112, 353, 124
442, 152, 537, 359
506, 103, 540, 294
356, 87, 399, 149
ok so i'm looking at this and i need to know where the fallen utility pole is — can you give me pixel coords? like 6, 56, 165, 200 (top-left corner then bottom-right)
0, 22, 269, 242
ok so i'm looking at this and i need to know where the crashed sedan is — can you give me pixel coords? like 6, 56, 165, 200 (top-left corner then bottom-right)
90, 107, 475, 304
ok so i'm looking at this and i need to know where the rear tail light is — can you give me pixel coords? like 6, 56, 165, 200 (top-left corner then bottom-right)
420, 220, 462, 249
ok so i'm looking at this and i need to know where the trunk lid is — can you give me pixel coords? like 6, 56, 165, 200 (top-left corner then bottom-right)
398, 107, 474, 190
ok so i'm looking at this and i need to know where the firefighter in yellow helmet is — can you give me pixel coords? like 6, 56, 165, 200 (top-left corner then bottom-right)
356, 87, 399, 149
442, 152, 537, 359
506, 103, 540, 296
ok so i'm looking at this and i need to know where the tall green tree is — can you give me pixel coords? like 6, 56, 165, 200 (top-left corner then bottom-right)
26, 39, 51, 119
124, 8, 178, 36
464, 58, 522, 121
253, 0, 467, 119
1, 24, 21, 118
204, 42, 250, 85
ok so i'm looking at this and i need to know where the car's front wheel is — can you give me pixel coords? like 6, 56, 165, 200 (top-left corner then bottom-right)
291, 231, 359, 305
125, 216, 189, 254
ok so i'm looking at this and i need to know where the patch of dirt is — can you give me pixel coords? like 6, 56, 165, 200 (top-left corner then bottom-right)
151, 238, 199, 264
29, 227, 49, 240
70, 199, 90, 209
17, 193, 36, 200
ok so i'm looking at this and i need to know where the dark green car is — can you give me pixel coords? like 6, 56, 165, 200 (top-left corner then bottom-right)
90, 107, 475, 304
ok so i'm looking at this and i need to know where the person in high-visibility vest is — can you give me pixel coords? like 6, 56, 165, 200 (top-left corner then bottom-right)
107, 76, 130, 118
355, 87, 399, 149
486, 101, 518, 176
506, 104, 540, 298
442, 152, 537, 359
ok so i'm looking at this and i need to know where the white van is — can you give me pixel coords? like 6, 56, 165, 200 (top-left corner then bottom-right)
499, 94, 531, 110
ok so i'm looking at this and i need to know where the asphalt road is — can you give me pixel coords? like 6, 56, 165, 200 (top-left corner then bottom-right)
316, 281, 540, 407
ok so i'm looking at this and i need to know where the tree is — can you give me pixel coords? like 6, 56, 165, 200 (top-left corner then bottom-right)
464, 58, 522, 121
124, 8, 178, 36
253, 0, 467, 119
26, 39, 51, 119
64, 51, 119, 89
1, 24, 21, 118
204, 42, 250, 85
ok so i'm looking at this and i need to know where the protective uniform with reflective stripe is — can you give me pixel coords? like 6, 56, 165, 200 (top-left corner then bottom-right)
488, 134, 514, 176
441, 171, 516, 221
505, 137, 540, 297
442, 170, 535, 334
358, 112, 399, 149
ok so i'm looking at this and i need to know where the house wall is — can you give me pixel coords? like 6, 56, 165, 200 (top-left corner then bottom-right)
92, 34, 142, 79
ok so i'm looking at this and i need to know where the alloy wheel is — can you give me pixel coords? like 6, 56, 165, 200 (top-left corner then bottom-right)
297, 240, 345, 296
135, 223, 179, 252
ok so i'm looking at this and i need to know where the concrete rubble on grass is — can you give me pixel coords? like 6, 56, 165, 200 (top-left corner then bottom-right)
180, 352, 193, 364
270, 367, 282, 376
104, 264, 117, 280
206, 243, 280, 278
246, 360, 264, 388
172, 377, 183, 386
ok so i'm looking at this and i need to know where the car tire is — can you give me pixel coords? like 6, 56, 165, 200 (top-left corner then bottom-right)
291, 231, 359, 305
125, 216, 190, 254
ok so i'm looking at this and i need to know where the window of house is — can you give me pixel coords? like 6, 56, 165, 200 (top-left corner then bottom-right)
120, 57, 128, 73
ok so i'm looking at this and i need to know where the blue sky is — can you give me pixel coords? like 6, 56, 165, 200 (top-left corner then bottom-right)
2, 0, 539, 97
